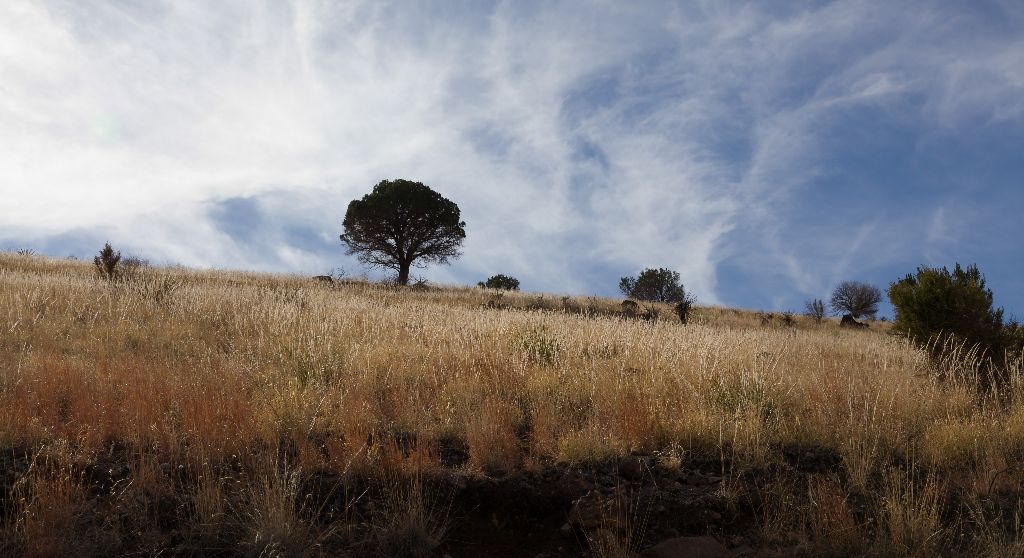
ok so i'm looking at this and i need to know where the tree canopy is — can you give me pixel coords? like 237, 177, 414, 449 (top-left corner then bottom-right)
889, 263, 1022, 362
829, 281, 882, 319
619, 268, 688, 303
340, 179, 466, 285
479, 274, 520, 291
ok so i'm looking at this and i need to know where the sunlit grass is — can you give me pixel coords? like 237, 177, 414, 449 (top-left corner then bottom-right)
1, 251, 1023, 555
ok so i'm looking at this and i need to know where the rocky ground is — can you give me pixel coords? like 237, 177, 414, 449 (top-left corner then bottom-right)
0, 440, 849, 557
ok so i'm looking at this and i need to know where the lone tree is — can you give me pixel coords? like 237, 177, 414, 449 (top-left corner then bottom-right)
830, 281, 881, 319
478, 274, 520, 291
619, 267, 696, 323
340, 179, 466, 285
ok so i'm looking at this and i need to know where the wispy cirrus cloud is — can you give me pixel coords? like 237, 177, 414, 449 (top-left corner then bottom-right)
1, 1, 1022, 313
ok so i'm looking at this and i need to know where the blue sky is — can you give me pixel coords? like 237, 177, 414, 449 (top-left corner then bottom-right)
2, 1, 1022, 318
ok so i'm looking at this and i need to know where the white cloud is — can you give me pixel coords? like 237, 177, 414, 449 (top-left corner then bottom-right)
1, 1, 1022, 305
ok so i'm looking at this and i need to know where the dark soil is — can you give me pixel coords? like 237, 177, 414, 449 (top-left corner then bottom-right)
0, 442, 852, 557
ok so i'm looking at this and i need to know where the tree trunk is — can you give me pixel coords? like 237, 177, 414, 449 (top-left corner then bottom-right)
397, 261, 411, 285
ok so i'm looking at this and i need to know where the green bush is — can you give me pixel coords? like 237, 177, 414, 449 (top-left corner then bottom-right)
888, 263, 1022, 372
479, 274, 520, 291
619, 268, 687, 303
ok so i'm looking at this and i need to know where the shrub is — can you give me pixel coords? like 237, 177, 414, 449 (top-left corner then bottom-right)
619, 268, 686, 303
805, 299, 826, 324
888, 264, 1022, 368
619, 268, 696, 323
93, 243, 122, 281
116, 255, 149, 282
479, 274, 520, 291
674, 299, 694, 324
830, 281, 882, 319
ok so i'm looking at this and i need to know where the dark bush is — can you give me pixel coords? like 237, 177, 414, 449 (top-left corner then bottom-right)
619, 268, 687, 303
94, 242, 122, 281
480, 274, 520, 291
889, 264, 1022, 369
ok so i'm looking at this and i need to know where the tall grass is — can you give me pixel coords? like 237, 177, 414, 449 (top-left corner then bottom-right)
1, 252, 1023, 554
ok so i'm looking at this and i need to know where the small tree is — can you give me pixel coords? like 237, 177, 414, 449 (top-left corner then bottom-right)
340, 179, 466, 285
619, 268, 685, 303
619, 268, 695, 323
93, 242, 121, 281
889, 263, 1021, 364
805, 299, 826, 324
830, 281, 881, 319
479, 274, 520, 291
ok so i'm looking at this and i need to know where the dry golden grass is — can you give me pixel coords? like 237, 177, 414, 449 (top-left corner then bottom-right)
1, 251, 1023, 555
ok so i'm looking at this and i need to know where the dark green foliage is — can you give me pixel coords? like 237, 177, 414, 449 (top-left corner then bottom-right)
619, 268, 696, 324
830, 281, 882, 319
340, 179, 466, 285
805, 299, 826, 324
480, 274, 520, 291
93, 242, 121, 281
888, 263, 1022, 365
675, 299, 694, 325
619, 268, 689, 303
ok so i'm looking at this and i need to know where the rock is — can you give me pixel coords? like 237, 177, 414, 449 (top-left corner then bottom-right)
619, 458, 644, 481
641, 536, 731, 558
839, 314, 868, 328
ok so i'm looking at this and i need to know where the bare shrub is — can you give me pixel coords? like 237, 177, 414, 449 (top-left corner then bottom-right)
805, 299, 826, 324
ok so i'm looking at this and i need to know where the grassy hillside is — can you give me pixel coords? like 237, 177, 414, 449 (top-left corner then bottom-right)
1, 252, 1022, 556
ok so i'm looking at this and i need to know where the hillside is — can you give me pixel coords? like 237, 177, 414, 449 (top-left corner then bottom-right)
1, 252, 1022, 557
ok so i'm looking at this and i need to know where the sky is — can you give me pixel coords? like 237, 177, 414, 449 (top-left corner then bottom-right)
2, 0, 1023, 318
